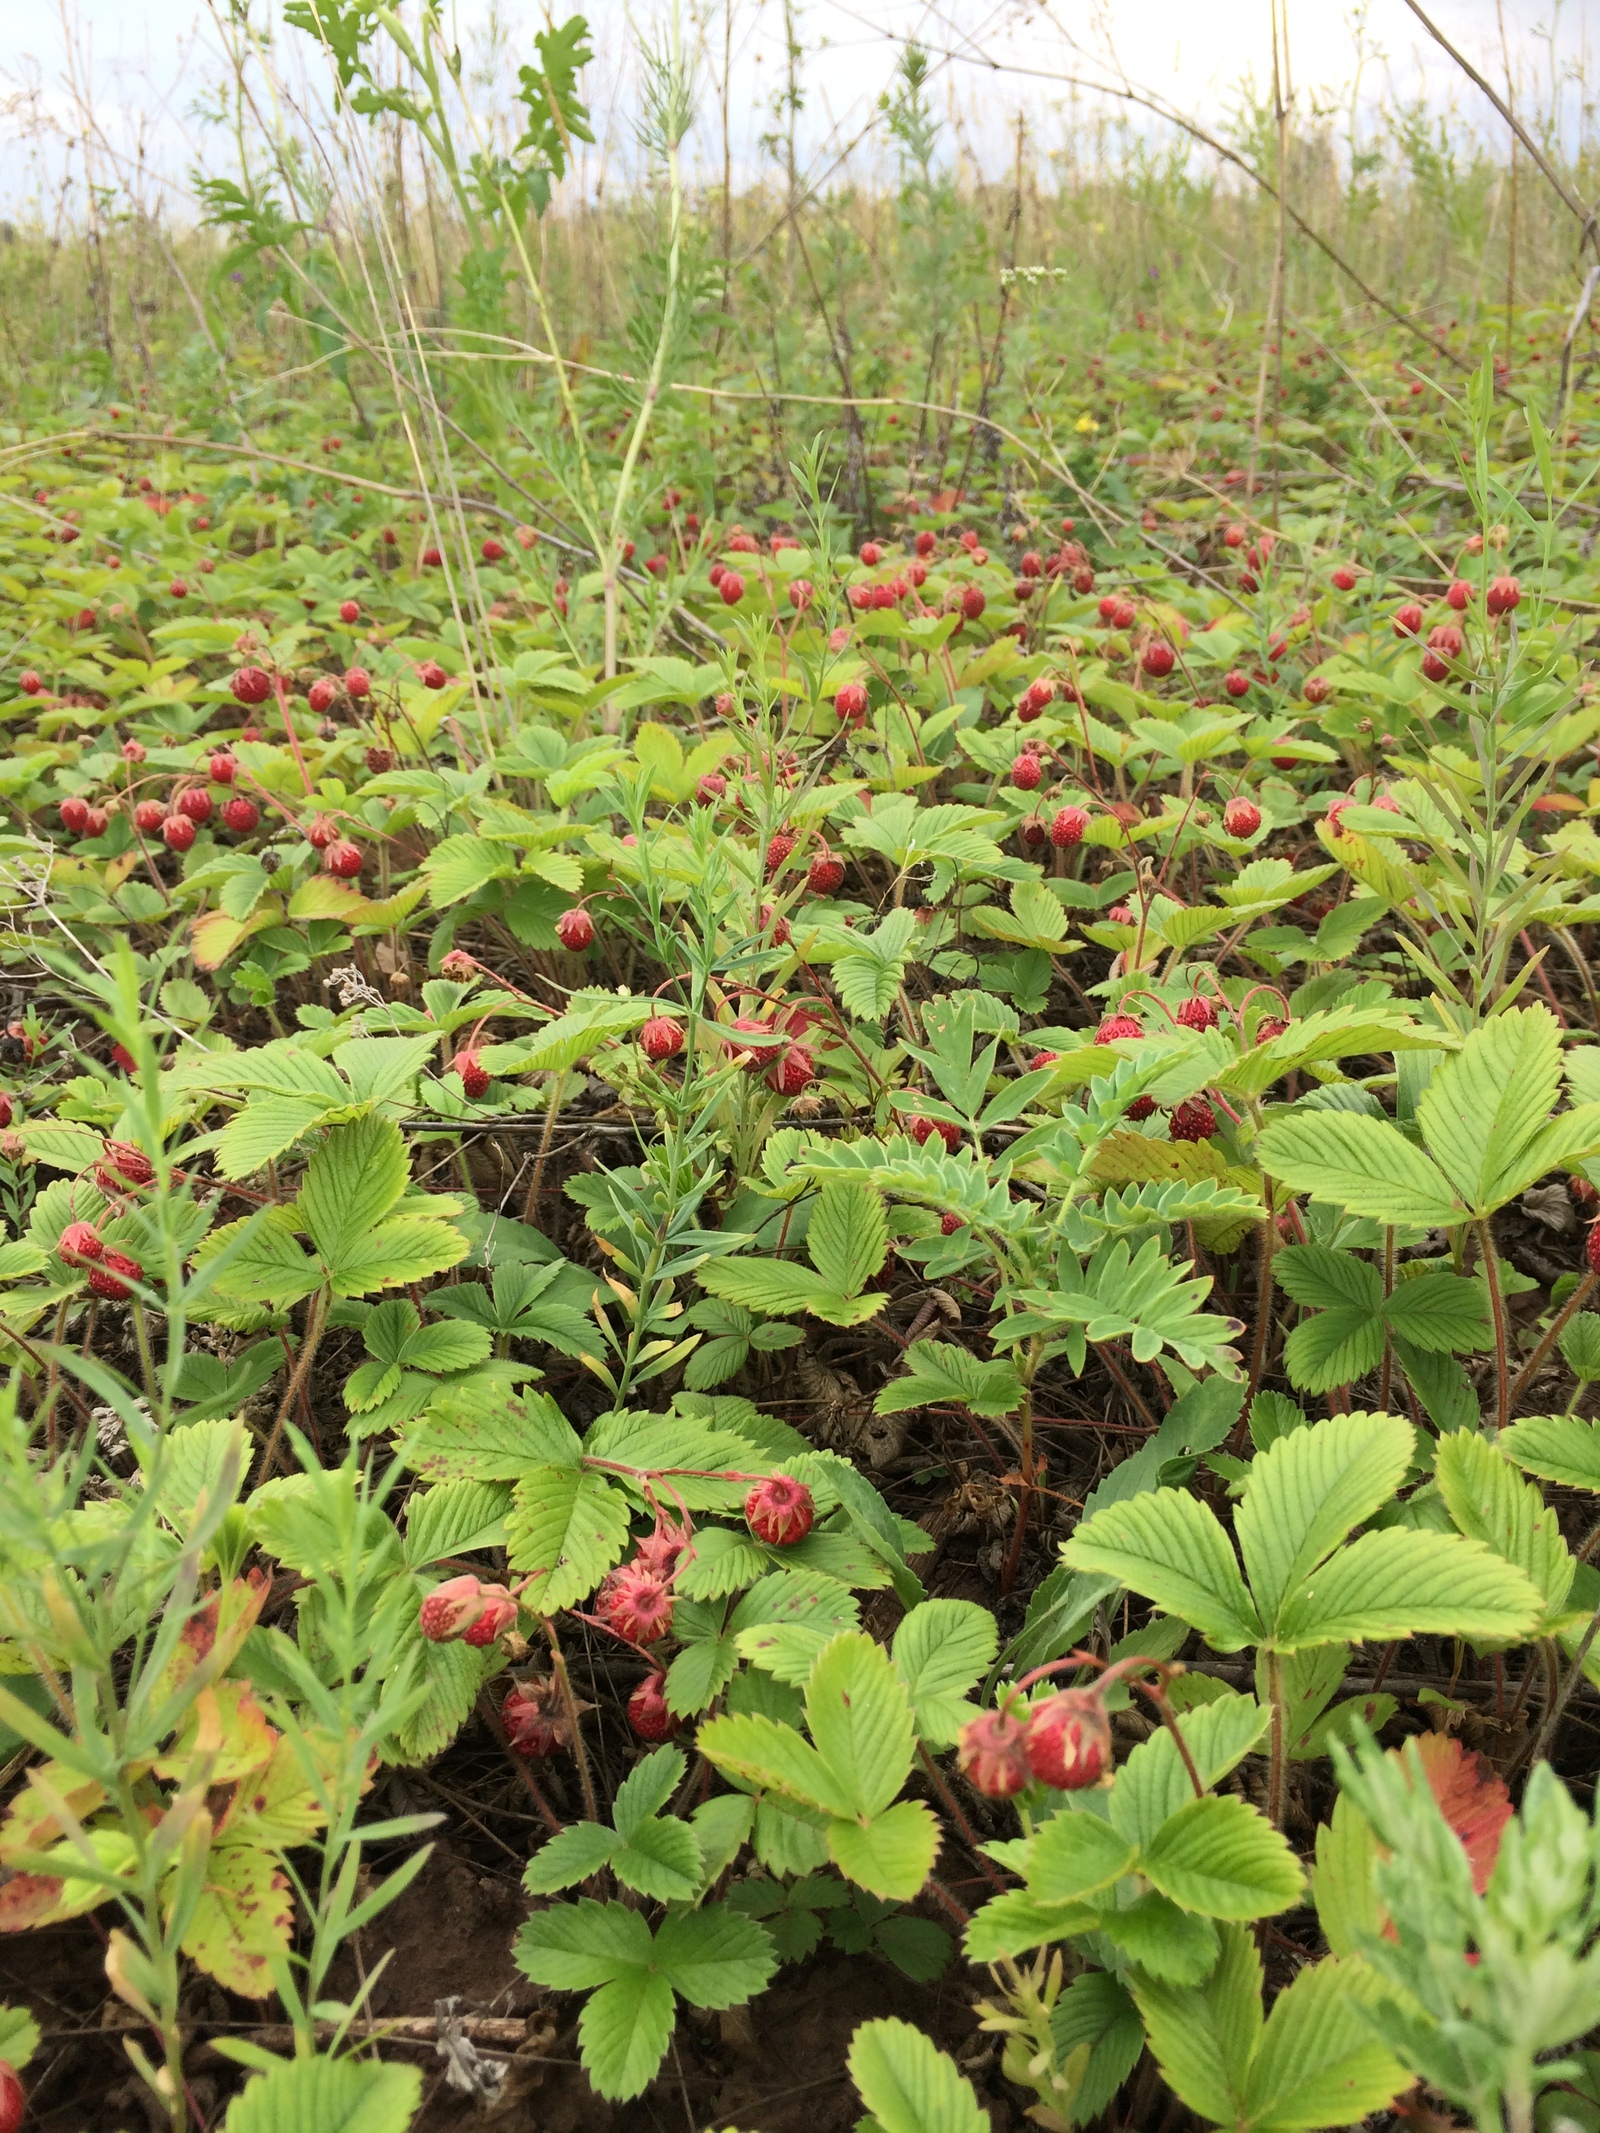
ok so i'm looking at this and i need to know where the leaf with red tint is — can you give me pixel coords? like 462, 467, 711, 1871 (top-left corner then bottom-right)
1411, 1733, 1512, 1893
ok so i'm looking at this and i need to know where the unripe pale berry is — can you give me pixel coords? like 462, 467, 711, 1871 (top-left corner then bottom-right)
745, 1474, 815, 1546
958, 1706, 1031, 1798
461, 1584, 517, 1646
419, 1574, 489, 1643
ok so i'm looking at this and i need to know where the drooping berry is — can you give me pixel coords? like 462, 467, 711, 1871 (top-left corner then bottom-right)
0, 2060, 26, 2133
1393, 603, 1424, 638
1024, 1687, 1113, 1789
344, 665, 372, 698
940, 1211, 965, 1236
365, 747, 394, 773
503, 1678, 565, 1758
461, 1583, 518, 1647
1486, 574, 1521, 617
641, 1016, 684, 1062
1050, 805, 1089, 848
1140, 641, 1174, 677
421, 546, 443, 567
834, 682, 868, 724
628, 1673, 679, 1741
720, 570, 746, 606
100, 1139, 155, 1188
88, 1250, 142, 1301
1170, 1096, 1219, 1142
339, 599, 361, 623
324, 839, 364, 879
305, 815, 338, 850
1127, 1095, 1157, 1121
231, 665, 272, 706
556, 906, 594, 951
807, 853, 845, 895
958, 1706, 1031, 1799
745, 1474, 815, 1546
766, 831, 796, 875
1256, 1016, 1290, 1044
1011, 753, 1043, 791
59, 795, 91, 835
599, 1563, 676, 1644
307, 676, 339, 715
0, 1094, 13, 1130
1446, 579, 1472, 611
1175, 996, 1219, 1032
18, 670, 42, 696
789, 578, 815, 611
416, 659, 449, 689
208, 750, 236, 784
1095, 1014, 1143, 1044
58, 1221, 106, 1267
1331, 566, 1357, 591
959, 585, 986, 621
695, 773, 727, 805
1029, 1050, 1059, 1072
452, 1048, 490, 1100
121, 738, 145, 763
1223, 797, 1261, 838
161, 814, 196, 852
481, 537, 506, 563
1223, 669, 1250, 698
908, 1115, 962, 1153
222, 796, 259, 833
81, 806, 109, 839
419, 1573, 490, 1642
177, 787, 212, 823
767, 1043, 817, 1097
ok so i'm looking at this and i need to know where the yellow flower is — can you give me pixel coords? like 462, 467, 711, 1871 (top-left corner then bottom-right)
1074, 414, 1100, 435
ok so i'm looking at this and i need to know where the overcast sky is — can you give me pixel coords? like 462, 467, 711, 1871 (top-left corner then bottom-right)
1, 0, 1593, 213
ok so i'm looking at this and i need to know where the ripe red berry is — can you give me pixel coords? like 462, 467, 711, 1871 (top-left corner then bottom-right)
1020, 550, 1042, 577
162, 814, 196, 851
481, 537, 506, 563
695, 772, 726, 805
940, 1211, 965, 1236
416, 660, 448, 689
641, 1016, 684, 1062
1223, 669, 1250, 697
1029, 1051, 1060, 1072
1393, 603, 1424, 638
1111, 599, 1137, 630
307, 676, 339, 715
1223, 522, 1247, 548
59, 1221, 105, 1266
18, 670, 42, 696
324, 839, 363, 878
1331, 566, 1357, 591
1223, 797, 1261, 837
59, 795, 91, 835
789, 578, 815, 611
420, 1574, 489, 1642
343, 668, 372, 703
958, 1706, 1031, 1798
1096, 1014, 1143, 1043
600, 1562, 676, 1643
222, 796, 259, 833
1025, 1687, 1112, 1789
1256, 1016, 1289, 1044
629, 1673, 679, 1741
88, 1249, 142, 1301
909, 1115, 962, 1152
766, 1043, 816, 1097
1020, 816, 1046, 846
461, 1584, 518, 1646
1446, 579, 1472, 611
0, 1093, 14, 1130
81, 805, 109, 838
556, 907, 594, 951
1176, 996, 1219, 1031
364, 747, 394, 774
1487, 574, 1521, 617
305, 814, 337, 849
807, 853, 845, 895
1011, 753, 1042, 791
1141, 641, 1175, 677
915, 529, 936, 558
503, 1679, 564, 1758
1587, 1222, 1600, 1277
834, 682, 868, 724
1050, 805, 1089, 848
208, 750, 236, 785
859, 541, 882, 566
0, 2059, 22, 2133
231, 665, 272, 705
169, 578, 188, 599
1303, 674, 1333, 706
745, 1474, 815, 1546
765, 831, 796, 875
421, 545, 443, 567
100, 1139, 155, 1190
1170, 1095, 1219, 1142
177, 787, 212, 823
720, 570, 746, 606
452, 1048, 490, 1100
959, 584, 986, 621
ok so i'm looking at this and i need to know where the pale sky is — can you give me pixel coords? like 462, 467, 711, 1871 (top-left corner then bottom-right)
0, 0, 1593, 213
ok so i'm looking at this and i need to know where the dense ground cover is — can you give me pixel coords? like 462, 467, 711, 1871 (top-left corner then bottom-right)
5, 13, 1600, 2124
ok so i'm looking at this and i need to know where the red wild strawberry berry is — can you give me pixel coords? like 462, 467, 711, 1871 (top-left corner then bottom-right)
1025, 1687, 1113, 1789
1256, 1015, 1289, 1044
481, 537, 506, 562
634, 1520, 692, 1580
88, 1250, 142, 1301
222, 795, 259, 834
421, 545, 443, 567
364, 747, 394, 774
18, 670, 42, 696
1050, 805, 1089, 848
834, 682, 868, 724
1170, 1096, 1219, 1142
914, 529, 936, 558
807, 853, 845, 895
1223, 797, 1261, 837
695, 773, 727, 805
940, 1211, 965, 1236
641, 1016, 684, 1062
177, 788, 212, 823
789, 578, 815, 611
1303, 674, 1333, 706
305, 814, 338, 850
1127, 1095, 1157, 1120
729, 1015, 776, 1069
1141, 641, 1175, 677
1446, 579, 1472, 611
344, 666, 372, 700
461, 1583, 518, 1646
909, 1115, 962, 1152
1486, 573, 1521, 617
1331, 566, 1357, 591
1097, 594, 1120, 622
1029, 1050, 1060, 1072
765, 831, 796, 875
59, 795, 91, 835
958, 1706, 1031, 1798
419, 1574, 489, 1643
111, 1043, 136, 1072
1020, 550, 1042, 578
324, 839, 363, 879
58, 1221, 105, 1267
0, 2061, 26, 2133
760, 906, 790, 946
503, 1679, 564, 1758
959, 585, 986, 621
1011, 753, 1043, 791
307, 677, 339, 715
81, 805, 109, 838
1111, 599, 1137, 630
0, 1094, 13, 1130
101, 1139, 155, 1189
1587, 1222, 1600, 1277
720, 570, 746, 606
121, 738, 145, 763
1422, 622, 1465, 683
1020, 816, 1047, 847
1223, 669, 1250, 698
555, 907, 594, 951
1095, 1014, 1143, 1044
162, 814, 196, 852
767, 1043, 816, 1097
745, 1474, 815, 1546
231, 665, 272, 706
416, 660, 448, 689
600, 1562, 676, 1644
168, 578, 188, 598
339, 599, 361, 624
208, 751, 236, 786
1223, 522, 1247, 548
1393, 603, 1424, 637
453, 1048, 490, 1100
629, 1673, 680, 1740
859, 541, 882, 566
1108, 903, 1135, 923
